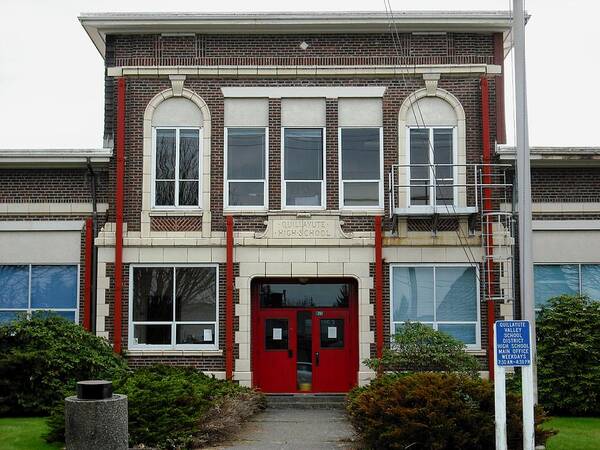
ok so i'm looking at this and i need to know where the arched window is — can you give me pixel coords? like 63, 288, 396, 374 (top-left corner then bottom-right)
151, 97, 203, 208
398, 89, 467, 210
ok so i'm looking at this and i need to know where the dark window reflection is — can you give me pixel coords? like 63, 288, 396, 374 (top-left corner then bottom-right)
265, 319, 288, 350
297, 311, 312, 391
176, 267, 216, 321
341, 128, 380, 180
284, 128, 323, 180
133, 267, 174, 321
134, 324, 171, 345
320, 319, 344, 348
260, 283, 350, 308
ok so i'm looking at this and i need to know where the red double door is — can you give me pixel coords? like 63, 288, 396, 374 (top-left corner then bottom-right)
252, 279, 358, 393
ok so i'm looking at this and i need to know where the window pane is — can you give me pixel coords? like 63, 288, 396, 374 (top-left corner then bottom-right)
229, 181, 264, 207
178, 181, 199, 206
393, 322, 433, 335
320, 319, 344, 348
343, 182, 379, 207
581, 265, 600, 300
286, 182, 321, 206
438, 324, 476, 345
266, 319, 288, 350
534, 265, 579, 309
175, 267, 216, 322
284, 129, 323, 180
155, 181, 175, 206
179, 129, 199, 179
433, 129, 453, 179
32, 310, 76, 322
156, 129, 176, 179
0, 265, 29, 308
410, 128, 430, 180
227, 128, 266, 180
31, 266, 77, 309
436, 267, 477, 321
260, 283, 350, 308
392, 267, 434, 321
134, 324, 171, 345
0, 311, 24, 324
133, 267, 173, 321
177, 324, 215, 345
341, 128, 380, 180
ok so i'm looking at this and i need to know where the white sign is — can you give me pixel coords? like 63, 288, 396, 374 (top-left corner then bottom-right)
203, 328, 213, 342
327, 326, 337, 339
494, 320, 535, 450
272, 328, 282, 341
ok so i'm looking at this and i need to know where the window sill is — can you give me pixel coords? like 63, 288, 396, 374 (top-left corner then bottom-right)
125, 349, 223, 356
392, 206, 477, 216
223, 208, 268, 216
149, 209, 203, 217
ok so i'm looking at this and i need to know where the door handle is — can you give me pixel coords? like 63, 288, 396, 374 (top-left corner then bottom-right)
315, 351, 320, 366
288, 349, 293, 358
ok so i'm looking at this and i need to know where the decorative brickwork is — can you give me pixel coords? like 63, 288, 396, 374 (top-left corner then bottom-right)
150, 216, 202, 232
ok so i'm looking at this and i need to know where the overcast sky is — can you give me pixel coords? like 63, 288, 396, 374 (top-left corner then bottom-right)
0, 0, 598, 148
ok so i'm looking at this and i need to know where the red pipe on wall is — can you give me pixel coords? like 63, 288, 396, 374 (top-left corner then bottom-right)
83, 217, 93, 332
374, 215, 384, 359
114, 77, 126, 353
481, 76, 495, 380
226, 216, 234, 380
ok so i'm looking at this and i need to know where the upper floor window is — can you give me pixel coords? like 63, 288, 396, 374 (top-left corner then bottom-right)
340, 128, 383, 208
408, 127, 455, 206
153, 128, 201, 208
225, 127, 268, 209
283, 128, 325, 209
151, 97, 204, 209
0, 265, 78, 324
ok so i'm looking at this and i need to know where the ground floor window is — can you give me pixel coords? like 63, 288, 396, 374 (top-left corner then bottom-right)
390, 264, 480, 348
0, 264, 78, 323
534, 263, 600, 310
129, 265, 218, 350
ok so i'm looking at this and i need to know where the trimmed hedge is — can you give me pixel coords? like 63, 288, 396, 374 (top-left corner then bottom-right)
347, 372, 553, 450
0, 315, 127, 416
537, 295, 600, 415
47, 365, 265, 449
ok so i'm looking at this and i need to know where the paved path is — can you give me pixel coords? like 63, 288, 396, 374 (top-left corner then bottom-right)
208, 408, 358, 449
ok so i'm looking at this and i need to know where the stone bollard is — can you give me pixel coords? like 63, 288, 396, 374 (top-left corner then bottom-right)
65, 380, 128, 450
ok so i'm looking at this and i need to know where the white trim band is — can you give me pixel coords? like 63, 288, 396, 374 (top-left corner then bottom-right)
0, 220, 85, 231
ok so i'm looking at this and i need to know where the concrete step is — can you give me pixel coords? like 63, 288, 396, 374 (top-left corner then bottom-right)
267, 394, 346, 410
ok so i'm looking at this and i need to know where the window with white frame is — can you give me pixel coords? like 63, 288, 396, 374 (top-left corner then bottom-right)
340, 128, 383, 208
534, 264, 600, 311
408, 127, 455, 206
0, 265, 78, 324
153, 127, 201, 208
283, 128, 325, 208
390, 264, 479, 347
130, 265, 218, 349
225, 127, 267, 208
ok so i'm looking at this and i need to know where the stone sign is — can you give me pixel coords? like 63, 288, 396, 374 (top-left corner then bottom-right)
256, 215, 350, 240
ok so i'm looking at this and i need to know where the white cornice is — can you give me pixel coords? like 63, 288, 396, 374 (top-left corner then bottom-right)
79, 10, 515, 58
107, 63, 501, 78
0, 148, 112, 168
497, 145, 600, 166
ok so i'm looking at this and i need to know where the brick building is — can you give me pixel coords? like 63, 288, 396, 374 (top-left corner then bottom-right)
1, 11, 596, 392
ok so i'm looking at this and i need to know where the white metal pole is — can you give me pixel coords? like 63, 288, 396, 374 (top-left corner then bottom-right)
494, 323, 507, 450
513, 1, 536, 449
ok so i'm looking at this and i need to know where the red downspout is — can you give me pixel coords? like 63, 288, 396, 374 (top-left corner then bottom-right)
374, 216, 384, 359
481, 77, 495, 380
83, 217, 93, 332
225, 216, 234, 380
114, 77, 126, 353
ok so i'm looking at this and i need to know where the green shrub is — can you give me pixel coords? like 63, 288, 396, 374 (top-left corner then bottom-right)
365, 322, 480, 375
0, 315, 127, 416
537, 295, 600, 415
346, 372, 553, 450
47, 365, 265, 449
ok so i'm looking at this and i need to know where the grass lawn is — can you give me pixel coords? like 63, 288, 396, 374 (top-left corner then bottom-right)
544, 417, 600, 450
0, 417, 62, 450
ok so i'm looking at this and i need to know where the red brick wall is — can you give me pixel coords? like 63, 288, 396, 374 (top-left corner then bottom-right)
532, 168, 600, 203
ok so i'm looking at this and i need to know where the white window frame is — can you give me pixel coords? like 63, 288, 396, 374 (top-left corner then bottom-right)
151, 127, 203, 210
128, 263, 219, 351
223, 126, 269, 212
389, 263, 481, 350
533, 262, 600, 311
281, 127, 327, 210
0, 263, 80, 323
406, 126, 458, 209
338, 126, 384, 211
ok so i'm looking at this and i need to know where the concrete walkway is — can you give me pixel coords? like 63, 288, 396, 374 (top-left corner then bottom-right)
208, 408, 358, 449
